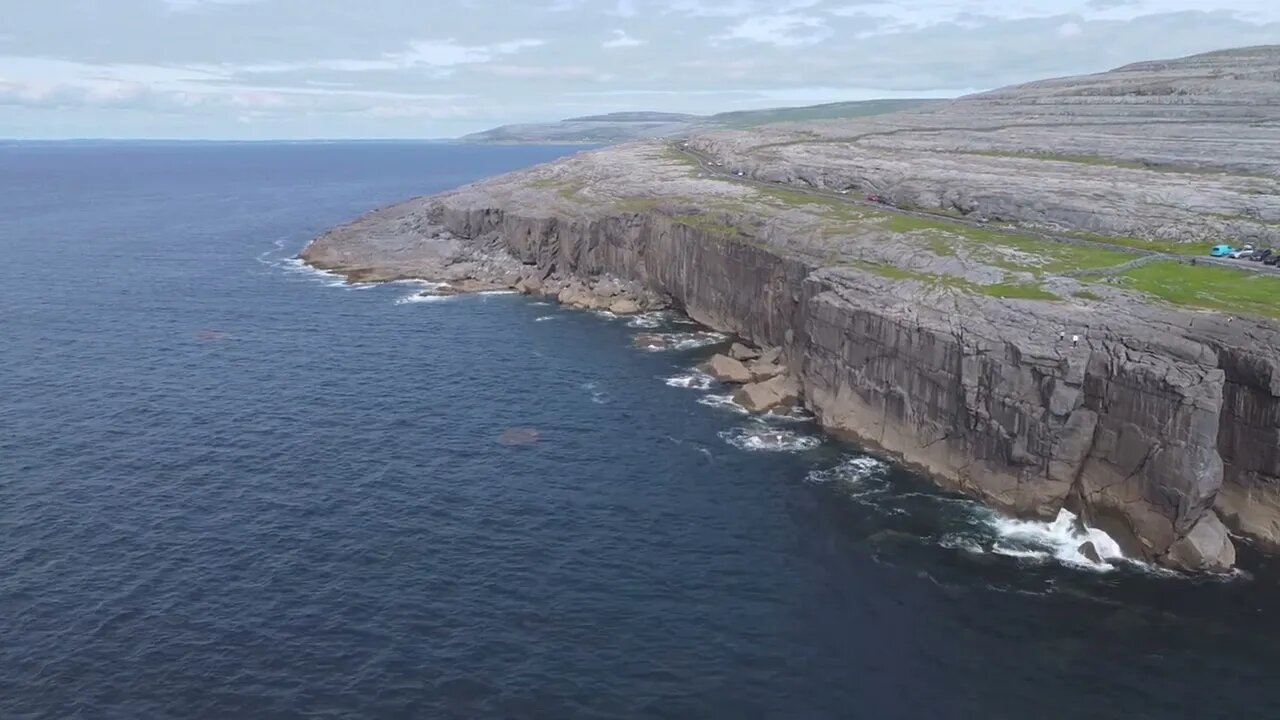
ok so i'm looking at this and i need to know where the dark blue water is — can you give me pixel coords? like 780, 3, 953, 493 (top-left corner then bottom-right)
4, 142, 1280, 720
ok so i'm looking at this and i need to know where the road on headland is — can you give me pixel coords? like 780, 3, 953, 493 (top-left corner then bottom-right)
671, 142, 1280, 277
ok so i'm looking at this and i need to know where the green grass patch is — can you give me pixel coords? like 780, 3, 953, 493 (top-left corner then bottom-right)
1115, 260, 1280, 318
879, 215, 1136, 274
660, 144, 703, 171
612, 197, 664, 213
847, 260, 1058, 301
1069, 231, 1216, 257
670, 212, 749, 242
1072, 289, 1104, 301
983, 282, 1060, 300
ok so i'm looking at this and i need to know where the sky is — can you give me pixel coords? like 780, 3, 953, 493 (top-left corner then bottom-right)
0, 0, 1277, 139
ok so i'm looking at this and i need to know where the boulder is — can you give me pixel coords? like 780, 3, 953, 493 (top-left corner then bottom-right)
1077, 541, 1103, 564
517, 272, 543, 294
557, 285, 581, 305
593, 277, 624, 297
609, 298, 641, 315
747, 360, 784, 382
704, 354, 752, 383
728, 343, 761, 361
758, 346, 784, 365
733, 374, 801, 413
1164, 512, 1236, 573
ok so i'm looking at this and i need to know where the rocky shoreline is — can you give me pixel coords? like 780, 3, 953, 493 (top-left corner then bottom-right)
299, 47, 1280, 573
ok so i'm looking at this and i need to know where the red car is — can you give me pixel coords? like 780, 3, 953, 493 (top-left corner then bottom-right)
866, 194, 888, 204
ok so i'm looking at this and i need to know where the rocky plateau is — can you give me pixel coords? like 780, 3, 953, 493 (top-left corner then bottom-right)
301, 46, 1280, 573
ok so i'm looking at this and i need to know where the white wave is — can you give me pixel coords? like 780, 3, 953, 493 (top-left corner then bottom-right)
534, 315, 560, 322
719, 426, 821, 453
761, 406, 812, 424
635, 331, 728, 352
807, 456, 888, 485
665, 371, 715, 390
987, 509, 1126, 571
697, 393, 750, 415
939, 535, 986, 555
592, 310, 620, 320
394, 293, 455, 305
671, 332, 727, 350
477, 290, 517, 296
990, 543, 1053, 561
531, 301, 552, 306
627, 312, 670, 329
581, 380, 608, 404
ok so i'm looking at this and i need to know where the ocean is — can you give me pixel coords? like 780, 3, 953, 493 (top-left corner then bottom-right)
2, 141, 1279, 719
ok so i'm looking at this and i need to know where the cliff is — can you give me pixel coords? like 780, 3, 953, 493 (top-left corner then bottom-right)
302, 46, 1280, 572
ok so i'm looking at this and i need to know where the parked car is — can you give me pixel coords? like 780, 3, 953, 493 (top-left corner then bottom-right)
1251, 248, 1274, 262
1266, 254, 1280, 266
1228, 245, 1256, 259
1210, 244, 1235, 257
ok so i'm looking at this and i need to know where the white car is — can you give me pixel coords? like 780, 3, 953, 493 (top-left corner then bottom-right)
1229, 245, 1256, 259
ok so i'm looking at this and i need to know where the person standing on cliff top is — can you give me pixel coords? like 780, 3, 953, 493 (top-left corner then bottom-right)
1072, 334, 1079, 347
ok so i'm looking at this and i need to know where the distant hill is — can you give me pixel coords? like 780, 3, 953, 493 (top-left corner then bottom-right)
459, 99, 945, 144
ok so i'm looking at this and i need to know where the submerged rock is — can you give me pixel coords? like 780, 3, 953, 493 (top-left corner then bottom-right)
704, 354, 752, 383
633, 333, 673, 350
498, 427, 541, 445
1077, 541, 1103, 564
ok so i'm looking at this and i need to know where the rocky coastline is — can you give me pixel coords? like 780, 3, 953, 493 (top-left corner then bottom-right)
300, 46, 1280, 573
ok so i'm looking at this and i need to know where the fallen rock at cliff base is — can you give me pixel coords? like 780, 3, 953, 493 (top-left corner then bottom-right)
758, 346, 784, 365
609, 298, 641, 315
1164, 512, 1236, 573
747, 360, 784, 382
704, 354, 752, 383
1077, 541, 1103, 564
729, 343, 761, 361
734, 374, 801, 413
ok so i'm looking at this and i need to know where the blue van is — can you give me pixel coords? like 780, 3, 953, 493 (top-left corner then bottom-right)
1210, 244, 1234, 257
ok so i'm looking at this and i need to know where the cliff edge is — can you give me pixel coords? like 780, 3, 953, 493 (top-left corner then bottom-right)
302, 46, 1280, 572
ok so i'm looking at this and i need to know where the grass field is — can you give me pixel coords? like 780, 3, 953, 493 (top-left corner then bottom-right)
849, 260, 1058, 300
1116, 261, 1280, 317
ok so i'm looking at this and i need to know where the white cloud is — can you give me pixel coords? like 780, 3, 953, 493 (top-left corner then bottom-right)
603, 29, 644, 48
716, 13, 830, 46
215, 38, 545, 76
163, 0, 266, 11
3, 0, 1279, 138
484, 64, 615, 80
827, 0, 1280, 33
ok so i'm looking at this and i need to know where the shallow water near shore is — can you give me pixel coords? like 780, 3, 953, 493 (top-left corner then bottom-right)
3, 141, 1280, 719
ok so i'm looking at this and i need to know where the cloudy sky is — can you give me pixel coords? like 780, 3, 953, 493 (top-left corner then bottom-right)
1, 0, 1277, 139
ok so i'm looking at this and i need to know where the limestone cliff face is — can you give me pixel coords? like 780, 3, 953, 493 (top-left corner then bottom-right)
321, 195, 1273, 571
300, 47, 1280, 572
